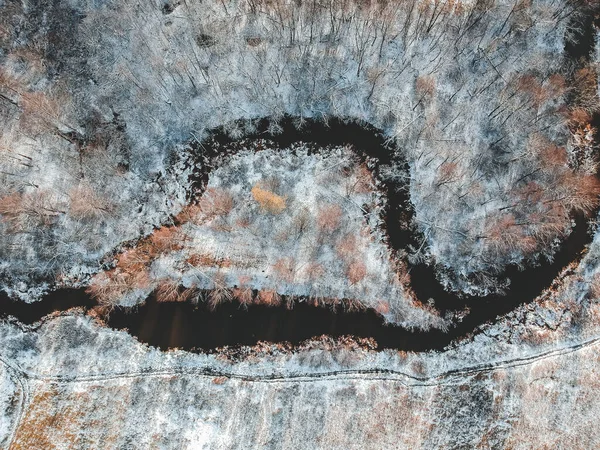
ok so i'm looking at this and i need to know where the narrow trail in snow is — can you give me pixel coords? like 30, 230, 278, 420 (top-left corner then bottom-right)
1, 332, 599, 387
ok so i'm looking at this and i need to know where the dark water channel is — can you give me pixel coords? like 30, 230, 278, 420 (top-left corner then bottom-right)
0, 10, 598, 353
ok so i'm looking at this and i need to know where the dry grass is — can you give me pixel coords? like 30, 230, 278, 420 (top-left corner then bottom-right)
251, 184, 286, 213
186, 253, 233, 268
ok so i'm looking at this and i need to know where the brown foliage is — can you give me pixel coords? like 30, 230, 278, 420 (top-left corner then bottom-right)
436, 161, 459, 186
539, 144, 568, 169
156, 279, 183, 302
317, 204, 343, 232
528, 205, 570, 240
0, 67, 20, 95
232, 275, 254, 307
349, 163, 374, 194
343, 297, 367, 312
256, 289, 281, 306
375, 300, 390, 315
148, 226, 184, 253
515, 74, 549, 107
0, 190, 64, 230
484, 213, 537, 255
19, 91, 76, 134
186, 253, 232, 268
116, 248, 152, 274
0, 192, 22, 225
86, 268, 151, 307
251, 183, 286, 213
207, 272, 232, 310
516, 181, 544, 204
546, 74, 567, 98
590, 274, 600, 300
568, 108, 592, 127
347, 260, 367, 284
573, 66, 598, 110
527, 135, 567, 170
560, 173, 600, 214
174, 203, 203, 224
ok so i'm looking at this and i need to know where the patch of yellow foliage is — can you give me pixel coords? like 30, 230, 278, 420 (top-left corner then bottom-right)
251, 184, 286, 214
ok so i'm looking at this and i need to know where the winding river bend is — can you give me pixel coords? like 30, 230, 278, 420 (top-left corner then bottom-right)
0, 115, 595, 353
0, 13, 598, 354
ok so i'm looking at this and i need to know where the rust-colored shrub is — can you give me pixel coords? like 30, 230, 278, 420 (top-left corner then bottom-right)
19, 91, 77, 135
527, 135, 568, 171
317, 204, 343, 232
174, 203, 203, 224
539, 144, 568, 169
484, 213, 537, 255
0, 190, 64, 229
568, 108, 592, 127
186, 253, 232, 268
375, 300, 390, 315
0, 192, 23, 225
516, 74, 547, 106
86, 271, 131, 307
347, 260, 367, 284
590, 274, 600, 300
207, 272, 232, 310
156, 279, 183, 302
343, 298, 366, 312
256, 289, 281, 306
251, 184, 286, 213
573, 66, 598, 107
232, 275, 254, 306
393, 260, 412, 288
436, 161, 459, 186
232, 286, 254, 306
149, 226, 184, 253
349, 163, 374, 194
116, 248, 152, 273
560, 173, 600, 214
546, 73, 567, 96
